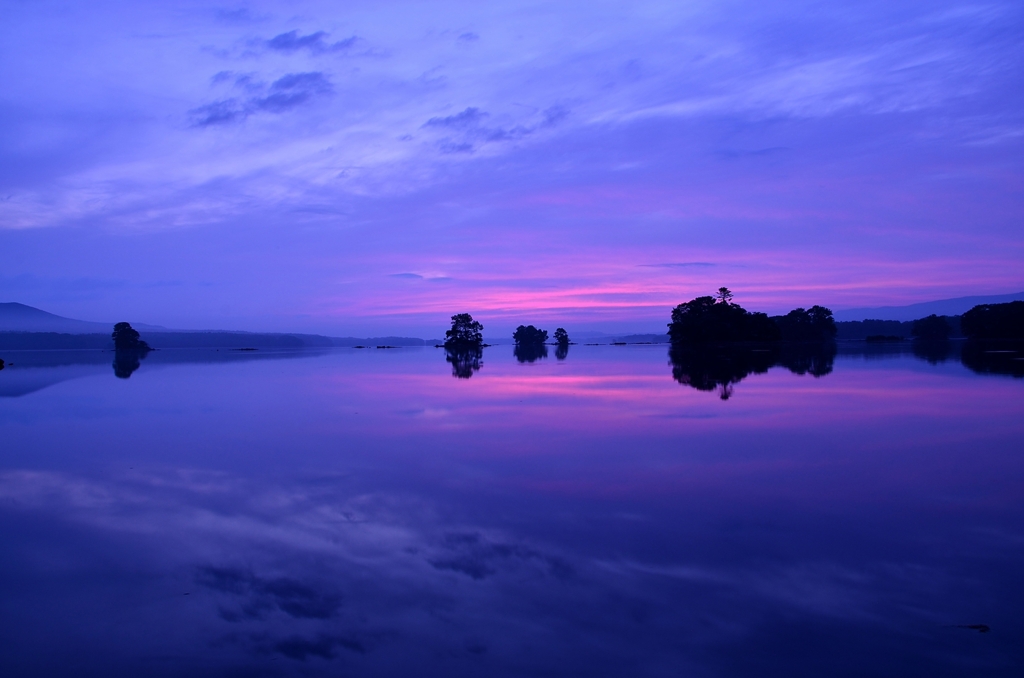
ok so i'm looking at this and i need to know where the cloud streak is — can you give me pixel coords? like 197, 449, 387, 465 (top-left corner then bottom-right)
266, 30, 357, 54
190, 72, 333, 126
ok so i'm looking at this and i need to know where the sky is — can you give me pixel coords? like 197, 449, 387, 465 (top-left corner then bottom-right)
1, 0, 1022, 337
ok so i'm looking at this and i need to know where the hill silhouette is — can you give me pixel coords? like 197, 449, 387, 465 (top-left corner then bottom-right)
0, 302, 167, 334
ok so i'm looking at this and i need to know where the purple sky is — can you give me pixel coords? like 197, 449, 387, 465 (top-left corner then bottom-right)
1, 0, 1022, 336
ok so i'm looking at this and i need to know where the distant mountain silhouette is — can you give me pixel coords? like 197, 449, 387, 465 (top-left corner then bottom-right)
1, 302, 436, 349
833, 292, 1024, 322
0, 302, 167, 334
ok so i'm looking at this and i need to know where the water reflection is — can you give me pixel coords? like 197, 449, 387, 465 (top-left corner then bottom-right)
555, 343, 569, 361
445, 345, 483, 378
912, 339, 955, 364
669, 343, 836, 399
961, 341, 1024, 377
514, 343, 548, 363
0, 348, 329, 397
112, 347, 149, 378
0, 347, 1022, 676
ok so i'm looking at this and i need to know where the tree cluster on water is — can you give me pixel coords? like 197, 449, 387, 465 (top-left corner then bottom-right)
442, 314, 574, 376
438, 298, 1024, 386
668, 288, 836, 344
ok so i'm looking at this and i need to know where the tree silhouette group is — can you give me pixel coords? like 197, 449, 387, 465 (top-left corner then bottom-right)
667, 288, 838, 398
441, 314, 576, 376
668, 288, 836, 345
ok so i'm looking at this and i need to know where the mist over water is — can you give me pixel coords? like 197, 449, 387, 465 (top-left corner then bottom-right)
0, 345, 1021, 676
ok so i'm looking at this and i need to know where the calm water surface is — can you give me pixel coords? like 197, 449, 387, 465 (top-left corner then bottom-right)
1, 345, 1022, 677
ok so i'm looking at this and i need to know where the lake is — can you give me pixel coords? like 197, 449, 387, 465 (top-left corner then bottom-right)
1, 343, 1021, 677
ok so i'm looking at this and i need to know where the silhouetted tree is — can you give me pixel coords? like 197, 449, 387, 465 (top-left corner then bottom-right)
668, 294, 780, 343
716, 287, 734, 304
513, 324, 548, 363
445, 345, 483, 378
112, 322, 150, 351
513, 324, 548, 346
961, 302, 1024, 340
554, 327, 570, 346
110, 322, 150, 379
772, 306, 837, 342
445, 313, 484, 348
911, 314, 951, 341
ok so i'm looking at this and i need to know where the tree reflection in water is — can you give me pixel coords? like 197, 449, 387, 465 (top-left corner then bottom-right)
514, 343, 548, 363
112, 348, 151, 379
912, 340, 955, 365
961, 341, 1024, 378
445, 345, 483, 379
669, 343, 837, 400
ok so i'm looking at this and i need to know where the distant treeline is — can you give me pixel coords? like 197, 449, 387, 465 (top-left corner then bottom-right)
834, 302, 1024, 341
834, 318, 962, 341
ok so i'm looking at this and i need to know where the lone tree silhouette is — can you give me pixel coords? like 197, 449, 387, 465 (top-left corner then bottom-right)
513, 325, 548, 346
553, 328, 570, 360
111, 322, 150, 351
716, 287, 734, 305
443, 313, 484, 379
444, 313, 484, 348
111, 322, 151, 379
513, 324, 549, 363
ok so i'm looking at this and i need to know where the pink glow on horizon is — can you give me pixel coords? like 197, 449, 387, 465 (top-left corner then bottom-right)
301, 245, 1024, 331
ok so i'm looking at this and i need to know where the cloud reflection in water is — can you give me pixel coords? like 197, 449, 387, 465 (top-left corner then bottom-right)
0, 346, 1021, 676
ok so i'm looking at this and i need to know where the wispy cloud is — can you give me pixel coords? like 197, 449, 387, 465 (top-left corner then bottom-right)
190, 72, 333, 126
265, 30, 357, 54
421, 106, 562, 153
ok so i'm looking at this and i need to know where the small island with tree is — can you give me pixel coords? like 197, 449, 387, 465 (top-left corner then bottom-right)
513, 324, 548, 363
667, 288, 838, 399
554, 327, 570, 360
111, 322, 152, 379
443, 313, 485, 378
668, 288, 836, 345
